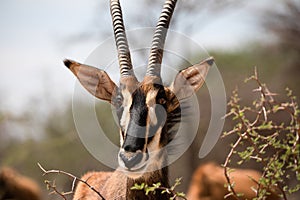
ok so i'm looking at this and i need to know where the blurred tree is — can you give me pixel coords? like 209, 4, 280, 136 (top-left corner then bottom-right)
264, 0, 300, 68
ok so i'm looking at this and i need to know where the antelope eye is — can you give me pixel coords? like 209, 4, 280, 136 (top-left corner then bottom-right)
158, 98, 166, 105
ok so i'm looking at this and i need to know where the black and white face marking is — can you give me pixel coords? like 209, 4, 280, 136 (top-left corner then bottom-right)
65, 55, 212, 179
64, 0, 213, 182
114, 83, 171, 176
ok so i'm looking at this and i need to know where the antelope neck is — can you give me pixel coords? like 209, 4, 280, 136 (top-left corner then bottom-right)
126, 167, 170, 200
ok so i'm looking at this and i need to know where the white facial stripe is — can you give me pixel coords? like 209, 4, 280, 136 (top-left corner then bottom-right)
119, 129, 124, 146
146, 90, 158, 126
146, 90, 158, 106
149, 106, 157, 126
119, 89, 132, 143
120, 105, 130, 130
143, 89, 157, 151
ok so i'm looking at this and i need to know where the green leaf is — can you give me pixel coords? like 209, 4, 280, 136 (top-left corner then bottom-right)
145, 186, 156, 195
176, 192, 186, 197
130, 183, 145, 190
152, 182, 161, 188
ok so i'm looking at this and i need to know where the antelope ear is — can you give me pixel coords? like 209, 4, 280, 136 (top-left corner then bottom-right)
64, 59, 117, 103
171, 57, 214, 101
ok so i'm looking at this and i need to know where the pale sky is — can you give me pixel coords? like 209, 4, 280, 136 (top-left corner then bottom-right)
0, 0, 272, 115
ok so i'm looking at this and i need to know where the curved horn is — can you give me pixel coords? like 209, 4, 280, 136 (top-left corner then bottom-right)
110, 0, 135, 77
146, 0, 178, 77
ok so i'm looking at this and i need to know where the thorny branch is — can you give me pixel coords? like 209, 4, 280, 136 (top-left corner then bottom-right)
223, 134, 244, 200
44, 180, 69, 200
223, 68, 300, 200
38, 163, 106, 200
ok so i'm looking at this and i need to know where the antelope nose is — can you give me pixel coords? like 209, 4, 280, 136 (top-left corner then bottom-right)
119, 151, 143, 169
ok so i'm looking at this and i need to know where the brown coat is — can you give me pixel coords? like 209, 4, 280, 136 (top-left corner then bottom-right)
0, 167, 42, 200
187, 163, 280, 200
73, 168, 171, 200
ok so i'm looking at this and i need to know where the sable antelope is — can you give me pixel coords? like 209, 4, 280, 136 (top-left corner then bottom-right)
0, 167, 42, 200
186, 162, 280, 200
64, 0, 213, 199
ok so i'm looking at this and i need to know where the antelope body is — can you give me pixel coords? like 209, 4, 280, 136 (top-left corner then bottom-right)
0, 167, 42, 200
186, 162, 280, 200
65, 0, 213, 199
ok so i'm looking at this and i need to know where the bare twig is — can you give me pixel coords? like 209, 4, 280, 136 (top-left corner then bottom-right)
38, 163, 106, 200
223, 134, 244, 200
44, 180, 67, 200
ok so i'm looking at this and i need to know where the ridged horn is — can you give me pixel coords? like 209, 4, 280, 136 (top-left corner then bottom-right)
146, 0, 178, 77
110, 0, 135, 77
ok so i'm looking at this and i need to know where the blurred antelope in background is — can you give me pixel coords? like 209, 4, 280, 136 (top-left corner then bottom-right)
186, 162, 280, 200
0, 167, 42, 200
64, 0, 213, 199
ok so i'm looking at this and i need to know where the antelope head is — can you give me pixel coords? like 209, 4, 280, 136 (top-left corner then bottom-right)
64, 0, 214, 179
